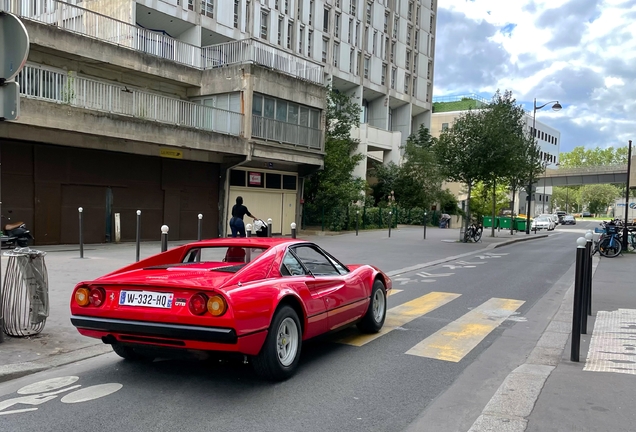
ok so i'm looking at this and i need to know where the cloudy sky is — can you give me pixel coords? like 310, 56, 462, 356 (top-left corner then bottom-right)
433, 0, 636, 154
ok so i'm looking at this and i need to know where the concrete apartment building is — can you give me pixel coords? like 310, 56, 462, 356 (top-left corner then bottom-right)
430, 95, 561, 216
2, 0, 436, 244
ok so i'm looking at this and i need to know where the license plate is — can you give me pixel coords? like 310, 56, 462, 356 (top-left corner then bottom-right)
119, 291, 173, 308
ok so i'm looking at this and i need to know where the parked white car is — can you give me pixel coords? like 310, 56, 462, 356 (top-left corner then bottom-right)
532, 216, 556, 231
539, 213, 559, 225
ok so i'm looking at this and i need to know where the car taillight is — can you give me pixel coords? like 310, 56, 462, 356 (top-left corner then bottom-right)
207, 295, 227, 317
75, 288, 90, 307
89, 287, 106, 307
189, 293, 208, 315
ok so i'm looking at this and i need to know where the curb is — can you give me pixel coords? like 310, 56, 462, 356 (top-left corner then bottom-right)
0, 233, 549, 384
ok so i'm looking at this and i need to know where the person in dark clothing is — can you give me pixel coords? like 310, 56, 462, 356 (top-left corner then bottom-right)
229, 196, 257, 237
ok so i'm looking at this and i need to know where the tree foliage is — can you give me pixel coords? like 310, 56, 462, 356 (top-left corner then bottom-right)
580, 184, 621, 214
470, 182, 510, 219
304, 88, 366, 208
559, 146, 628, 167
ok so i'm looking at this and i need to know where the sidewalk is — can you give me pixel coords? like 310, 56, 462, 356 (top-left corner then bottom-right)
525, 253, 636, 432
0, 225, 546, 382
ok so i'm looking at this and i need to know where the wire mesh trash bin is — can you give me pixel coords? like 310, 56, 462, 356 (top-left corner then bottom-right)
1, 248, 49, 337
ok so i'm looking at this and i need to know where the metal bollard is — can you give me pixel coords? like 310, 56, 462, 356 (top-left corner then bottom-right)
423, 212, 427, 240
161, 225, 169, 252
356, 210, 359, 236
291, 222, 297, 239
78, 207, 84, 258
267, 218, 273, 237
571, 237, 587, 362
585, 231, 594, 316
135, 210, 141, 262
246, 223, 253, 238
388, 212, 392, 237
198, 214, 203, 241
581, 233, 591, 335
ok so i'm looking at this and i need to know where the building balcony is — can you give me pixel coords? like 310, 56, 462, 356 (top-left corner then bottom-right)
3, 0, 324, 85
17, 64, 243, 137
251, 115, 322, 151
351, 123, 401, 152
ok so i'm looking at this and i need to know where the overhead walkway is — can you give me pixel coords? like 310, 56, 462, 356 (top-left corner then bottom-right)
539, 164, 628, 186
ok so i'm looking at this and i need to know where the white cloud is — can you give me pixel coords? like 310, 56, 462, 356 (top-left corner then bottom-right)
434, 0, 636, 152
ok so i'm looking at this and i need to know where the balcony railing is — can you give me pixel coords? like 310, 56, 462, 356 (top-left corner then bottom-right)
16, 64, 243, 136
252, 115, 322, 150
2, 0, 324, 84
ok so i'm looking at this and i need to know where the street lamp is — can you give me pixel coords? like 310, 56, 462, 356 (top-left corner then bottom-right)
526, 98, 562, 234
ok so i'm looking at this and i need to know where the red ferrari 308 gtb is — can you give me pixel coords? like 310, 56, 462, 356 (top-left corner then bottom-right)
70, 238, 391, 380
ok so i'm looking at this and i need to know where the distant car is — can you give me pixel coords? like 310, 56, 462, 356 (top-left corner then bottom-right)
582, 211, 592, 217
556, 211, 566, 223
562, 215, 577, 225
539, 214, 559, 225
532, 216, 556, 231
70, 238, 392, 381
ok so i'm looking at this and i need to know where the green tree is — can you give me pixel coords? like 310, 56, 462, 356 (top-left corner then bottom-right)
369, 161, 400, 205
580, 184, 621, 215
304, 88, 366, 210
469, 182, 510, 220
397, 125, 443, 209
559, 146, 628, 167
438, 188, 462, 215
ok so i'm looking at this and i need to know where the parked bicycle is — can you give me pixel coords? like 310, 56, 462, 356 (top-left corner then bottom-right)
592, 220, 622, 258
464, 221, 483, 243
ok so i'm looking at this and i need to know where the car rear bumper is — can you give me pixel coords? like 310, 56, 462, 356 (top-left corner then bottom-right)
71, 315, 267, 355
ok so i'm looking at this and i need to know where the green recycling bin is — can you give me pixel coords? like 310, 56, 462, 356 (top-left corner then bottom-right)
516, 219, 527, 231
483, 216, 493, 228
499, 217, 512, 229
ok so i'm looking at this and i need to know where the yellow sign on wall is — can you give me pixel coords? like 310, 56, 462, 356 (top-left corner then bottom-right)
159, 148, 183, 159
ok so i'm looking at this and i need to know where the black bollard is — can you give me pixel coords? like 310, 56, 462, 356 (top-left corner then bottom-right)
198, 214, 203, 241
291, 222, 297, 239
581, 238, 590, 335
161, 225, 169, 252
571, 237, 586, 362
267, 218, 272, 237
135, 210, 141, 262
356, 210, 359, 236
423, 212, 427, 240
78, 207, 84, 258
586, 231, 593, 316
388, 212, 392, 238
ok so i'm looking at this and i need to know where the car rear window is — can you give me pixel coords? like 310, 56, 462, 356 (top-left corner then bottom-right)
183, 246, 267, 266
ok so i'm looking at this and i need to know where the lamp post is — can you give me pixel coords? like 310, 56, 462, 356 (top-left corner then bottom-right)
622, 140, 632, 250
526, 98, 562, 234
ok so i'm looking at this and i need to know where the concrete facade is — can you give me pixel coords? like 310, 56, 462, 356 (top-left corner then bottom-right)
2, 1, 328, 242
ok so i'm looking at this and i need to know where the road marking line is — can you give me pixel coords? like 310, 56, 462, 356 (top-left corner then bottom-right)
338, 292, 461, 346
405, 297, 525, 362
388, 289, 403, 296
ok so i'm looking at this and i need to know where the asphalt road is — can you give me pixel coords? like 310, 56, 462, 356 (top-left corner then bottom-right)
0, 224, 593, 432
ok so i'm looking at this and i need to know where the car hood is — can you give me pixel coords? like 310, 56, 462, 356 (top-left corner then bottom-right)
93, 265, 236, 290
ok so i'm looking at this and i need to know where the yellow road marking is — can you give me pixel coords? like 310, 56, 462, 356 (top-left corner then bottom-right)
405, 298, 525, 362
339, 292, 461, 347
388, 289, 403, 296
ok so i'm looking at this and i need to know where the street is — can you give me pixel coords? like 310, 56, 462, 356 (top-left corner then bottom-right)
0, 225, 587, 432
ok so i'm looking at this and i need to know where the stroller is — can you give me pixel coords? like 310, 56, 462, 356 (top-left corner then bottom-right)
253, 219, 269, 237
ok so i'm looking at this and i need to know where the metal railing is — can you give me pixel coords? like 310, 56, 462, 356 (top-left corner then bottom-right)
202, 39, 324, 84
543, 165, 628, 176
252, 115, 322, 150
16, 64, 243, 136
2, 0, 324, 83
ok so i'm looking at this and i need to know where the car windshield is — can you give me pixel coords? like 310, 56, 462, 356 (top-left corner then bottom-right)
536, 217, 550, 222
565, 216, 574, 220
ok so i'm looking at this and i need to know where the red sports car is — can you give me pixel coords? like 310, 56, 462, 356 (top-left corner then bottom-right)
70, 238, 391, 380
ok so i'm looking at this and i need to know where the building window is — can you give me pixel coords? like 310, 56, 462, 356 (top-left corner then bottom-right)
381, 63, 387, 85
308, 30, 313, 55
414, 30, 419, 50
404, 73, 410, 93
274, 0, 279, 10
393, 15, 399, 38
412, 77, 416, 96
287, 21, 293, 48
260, 11, 268, 39
201, 0, 214, 18
364, 26, 369, 51
233, 0, 239, 28
333, 42, 340, 67
322, 38, 328, 62
350, 0, 356, 16
413, 54, 417, 73
390, 41, 395, 62
278, 17, 284, 45
284, 0, 288, 14
355, 21, 360, 46
335, 13, 341, 38
364, 56, 370, 78
335, 0, 340, 8
366, 1, 372, 25
348, 18, 353, 43
442, 123, 449, 130
350, 48, 355, 73
299, 25, 305, 53
406, 50, 411, 70
407, 25, 412, 45
408, 1, 413, 21
373, 30, 377, 54
391, 67, 396, 89
384, 36, 388, 60
323, 7, 330, 32
356, 51, 361, 75
384, 11, 389, 33
309, 0, 314, 25
416, 6, 420, 25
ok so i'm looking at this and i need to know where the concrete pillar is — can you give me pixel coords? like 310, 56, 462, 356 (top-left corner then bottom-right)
368, 96, 389, 129
392, 103, 412, 154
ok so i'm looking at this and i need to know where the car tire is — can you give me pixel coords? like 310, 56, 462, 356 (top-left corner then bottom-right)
357, 279, 387, 334
111, 343, 153, 362
252, 305, 302, 381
